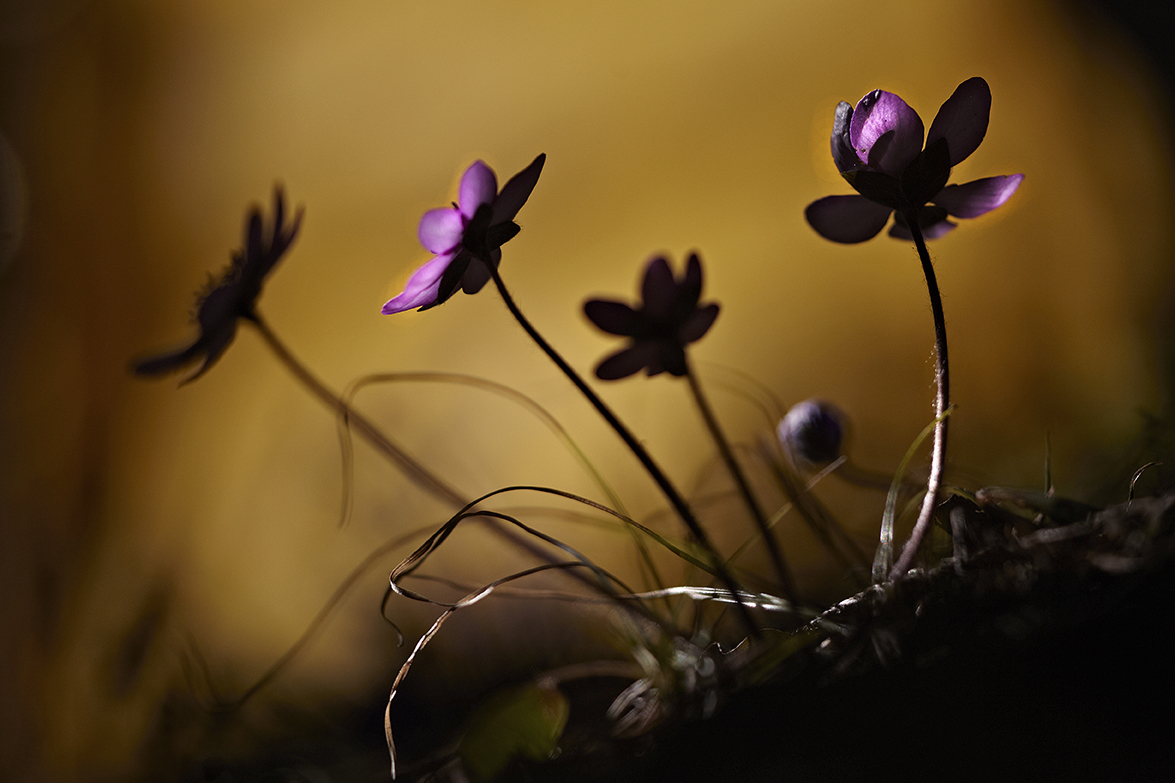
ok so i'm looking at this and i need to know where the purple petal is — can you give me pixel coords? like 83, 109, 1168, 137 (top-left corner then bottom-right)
804, 195, 893, 243
680, 253, 704, 308
641, 257, 676, 318
831, 101, 863, 173
245, 209, 263, 265
933, 174, 1024, 218
460, 253, 496, 294
458, 161, 497, 219
679, 303, 719, 343
133, 340, 203, 377
418, 207, 464, 254
849, 90, 925, 177
596, 344, 657, 381
888, 218, 956, 241
185, 322, 237, 382
927, 77, 991, 167
381, 253, 454, 314
491, 153, 545, 224
584, 300, 642, 336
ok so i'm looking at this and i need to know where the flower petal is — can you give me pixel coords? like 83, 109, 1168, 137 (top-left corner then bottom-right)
491, 153, 545, 224
458, 161, 498, 219
244, 208, 263, 269
679, 253, 704, 310
418, 207, 464, 254
596, 344, 656, 380
381, 253, 454, 314
185, 321, 237, 382
888, 217, 956, 240
132, 340, 203, 377
927, 77, 991, 167
641, 256, 676, 319
849, 90, 925, 177
933, 174, 1024, 218
584, 299, 642, 336
804, 195, 893, 243
460, 253, 497, 294
830, 101, 863, 174
679, 302, 719, 344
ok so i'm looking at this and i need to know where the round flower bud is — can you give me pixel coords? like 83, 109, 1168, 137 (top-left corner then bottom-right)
778, 399, 845, 466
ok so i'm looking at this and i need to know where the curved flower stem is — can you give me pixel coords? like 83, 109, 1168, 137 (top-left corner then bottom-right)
684, 362, 796, 601
889, 214, 950, 578
487, 265, 760, 637
247, 312, 467, 508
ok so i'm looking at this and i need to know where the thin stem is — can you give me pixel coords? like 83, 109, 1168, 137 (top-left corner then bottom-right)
889, 214, 950, 578
487, 265, 760, 637
685, 362, 796, 601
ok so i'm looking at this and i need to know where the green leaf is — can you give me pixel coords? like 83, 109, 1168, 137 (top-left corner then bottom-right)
459, 681, 570, 782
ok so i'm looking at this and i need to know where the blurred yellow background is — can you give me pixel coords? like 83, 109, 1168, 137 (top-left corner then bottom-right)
2, 0, 1172, 779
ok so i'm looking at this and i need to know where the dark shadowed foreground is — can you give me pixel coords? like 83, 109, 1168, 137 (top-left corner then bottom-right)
181, 492, 1175, 782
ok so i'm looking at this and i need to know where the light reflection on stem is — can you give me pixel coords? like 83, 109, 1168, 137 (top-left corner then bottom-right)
889, 213, 950, 577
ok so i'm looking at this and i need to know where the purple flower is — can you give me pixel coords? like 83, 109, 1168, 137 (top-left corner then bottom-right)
381, 154, 545, 314
134, 187, 302, 382
584, 253, 719, 380
805, 77, 1023, 243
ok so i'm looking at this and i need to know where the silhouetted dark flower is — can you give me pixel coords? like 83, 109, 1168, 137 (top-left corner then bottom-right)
134, 187, 302, 382
382, 154, 545, 314
805, 77, 1023, 243
777, 399, 845, 466
584, 253, 719, 380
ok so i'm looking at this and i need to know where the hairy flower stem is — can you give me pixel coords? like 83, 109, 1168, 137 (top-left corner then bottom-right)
685, 363, 796, 601
889, 214, 950, 578
488, 265, 760, 637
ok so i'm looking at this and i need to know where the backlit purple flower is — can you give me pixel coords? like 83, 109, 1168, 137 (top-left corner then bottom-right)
134, 187, 302, 382
382, 154, 545, 314
805, 78, 1023, 243
584, 253, 719, 380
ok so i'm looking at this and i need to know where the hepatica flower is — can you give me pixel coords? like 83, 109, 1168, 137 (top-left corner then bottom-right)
805, 77, 1023, 243
135, 187, 302, 382
584, 253, 719, 380
382, 154, 545, 314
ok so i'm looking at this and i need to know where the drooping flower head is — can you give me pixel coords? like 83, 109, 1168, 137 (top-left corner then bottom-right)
584, 253, 719, 380
805, 77, 1023, 243
134, 187, 302, 382
382, 154, 545, 314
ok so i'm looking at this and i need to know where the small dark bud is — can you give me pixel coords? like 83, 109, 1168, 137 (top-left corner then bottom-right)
778, 399, 845, 466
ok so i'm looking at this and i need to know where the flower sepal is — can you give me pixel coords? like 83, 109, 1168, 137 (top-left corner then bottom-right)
844, 170, 903, 210
900, 137, 952, 207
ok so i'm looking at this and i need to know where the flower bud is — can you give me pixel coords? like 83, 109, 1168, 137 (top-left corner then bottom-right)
777, 399, 845, 466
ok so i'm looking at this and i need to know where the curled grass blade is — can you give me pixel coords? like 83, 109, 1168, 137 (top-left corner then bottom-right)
385, 559, 592, 779
342, 372, 666, 592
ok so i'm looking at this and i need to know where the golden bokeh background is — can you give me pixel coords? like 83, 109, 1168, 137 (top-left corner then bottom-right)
2, 0, 1173, 779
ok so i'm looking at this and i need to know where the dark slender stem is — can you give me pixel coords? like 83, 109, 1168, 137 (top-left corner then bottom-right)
685, 362, 796, 601
889, 214, 950, 577
487, 265, 760, 637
